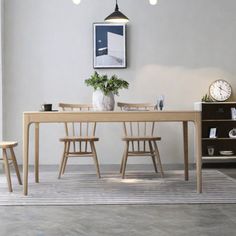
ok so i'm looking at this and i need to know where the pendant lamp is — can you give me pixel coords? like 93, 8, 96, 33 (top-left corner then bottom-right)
104, 0, 129, 23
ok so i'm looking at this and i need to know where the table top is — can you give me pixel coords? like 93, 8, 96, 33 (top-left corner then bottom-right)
24, 110, 199, 113
23, 110, 201, 123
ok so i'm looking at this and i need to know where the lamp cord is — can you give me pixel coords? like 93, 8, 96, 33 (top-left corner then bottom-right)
115, 0, 119, 11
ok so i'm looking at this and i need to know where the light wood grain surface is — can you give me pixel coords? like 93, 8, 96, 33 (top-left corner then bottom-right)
23, 110, 202, 195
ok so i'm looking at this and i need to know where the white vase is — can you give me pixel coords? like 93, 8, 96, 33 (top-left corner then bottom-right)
92, 90, 115, 111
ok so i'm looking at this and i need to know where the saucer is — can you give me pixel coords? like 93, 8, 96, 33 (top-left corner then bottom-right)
219, 151, 234, 156
39, 110, 58, 112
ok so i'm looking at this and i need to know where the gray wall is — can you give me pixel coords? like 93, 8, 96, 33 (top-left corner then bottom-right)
0, 0, 2, 140
3, 0, 236, 165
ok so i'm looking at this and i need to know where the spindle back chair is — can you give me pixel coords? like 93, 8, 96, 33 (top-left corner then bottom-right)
58, 103, 100, 178
117, 102, 164, 178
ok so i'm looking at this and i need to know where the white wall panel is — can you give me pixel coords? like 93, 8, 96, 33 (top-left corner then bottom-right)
3, 0, 236, 164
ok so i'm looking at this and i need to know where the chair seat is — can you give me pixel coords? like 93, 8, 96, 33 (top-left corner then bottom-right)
59, 136, 99, 142
122, 136, 161, 141
0, 141, 18, 148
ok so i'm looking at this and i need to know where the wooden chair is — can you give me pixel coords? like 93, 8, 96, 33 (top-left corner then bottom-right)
117, 102, 164, 178
0, 142, 22, 192
58, 103, 101, 178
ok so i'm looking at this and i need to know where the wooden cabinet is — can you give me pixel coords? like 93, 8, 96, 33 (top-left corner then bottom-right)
195, 102, 236, 167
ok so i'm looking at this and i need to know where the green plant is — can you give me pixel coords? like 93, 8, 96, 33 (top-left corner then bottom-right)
201, 93, 214, 102
85, 71, 129, 96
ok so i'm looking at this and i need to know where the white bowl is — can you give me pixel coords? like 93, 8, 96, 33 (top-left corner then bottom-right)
229, 128, 236, 138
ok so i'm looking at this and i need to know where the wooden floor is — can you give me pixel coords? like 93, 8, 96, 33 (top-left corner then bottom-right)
0, 165, 235, 236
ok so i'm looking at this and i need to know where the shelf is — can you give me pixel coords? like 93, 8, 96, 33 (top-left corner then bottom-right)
198, 102, 236, 166
202, 156, 236, 160
201, 102, 236, 104
202, 119, 236, 122
202, 138, 236, 140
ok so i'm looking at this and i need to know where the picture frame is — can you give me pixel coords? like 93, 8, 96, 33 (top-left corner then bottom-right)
231, 107, 236, 120
209, 128, 217, 138
93, 23, 126, 69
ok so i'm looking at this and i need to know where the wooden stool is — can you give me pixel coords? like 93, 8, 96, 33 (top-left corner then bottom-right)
0, 142, 22, 192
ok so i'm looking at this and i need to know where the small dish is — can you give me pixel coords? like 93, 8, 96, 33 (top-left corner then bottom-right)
39, 110, 58, 112
219, 150, 234, 156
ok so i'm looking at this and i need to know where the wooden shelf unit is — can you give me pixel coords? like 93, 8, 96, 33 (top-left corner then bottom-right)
195, 102, 236, 166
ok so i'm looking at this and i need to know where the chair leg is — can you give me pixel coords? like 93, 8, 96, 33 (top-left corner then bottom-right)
58, 141, 67, 179
9, 147, 22, 185
2, 149, 13, 192
90, 141, 101, 178
120, 149, 126, 173
148, 141, 158, 173
62, 141, 70, 175
62, 156, 68, 175
122, 141, 129, 179
153, 141, 164, 178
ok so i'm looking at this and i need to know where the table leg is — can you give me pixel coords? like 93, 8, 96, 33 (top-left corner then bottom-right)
23, 117, 30, 196
195, 114, 202, 193
183, 121, 189, 181
35, 123, 39, 183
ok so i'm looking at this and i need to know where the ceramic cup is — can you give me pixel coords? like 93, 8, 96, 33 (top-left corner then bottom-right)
207, 146, 215, 156
41, 104, 52, 111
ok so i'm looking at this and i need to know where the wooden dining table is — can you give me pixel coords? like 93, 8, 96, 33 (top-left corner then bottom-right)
23, 110, 202, 195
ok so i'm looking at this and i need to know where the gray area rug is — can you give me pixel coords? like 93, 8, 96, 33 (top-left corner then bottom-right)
0, 170, 235, 205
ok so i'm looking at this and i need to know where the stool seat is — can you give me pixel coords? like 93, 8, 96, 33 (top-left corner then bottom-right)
0, 141, 21, 192
0, 141, 18, 148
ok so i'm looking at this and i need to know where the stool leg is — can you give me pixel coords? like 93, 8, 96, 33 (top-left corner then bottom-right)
2, 149, 13, 192
10, 147, 22, 185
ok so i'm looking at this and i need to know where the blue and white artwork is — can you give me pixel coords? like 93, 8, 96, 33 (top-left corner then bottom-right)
93, 23, 126, 68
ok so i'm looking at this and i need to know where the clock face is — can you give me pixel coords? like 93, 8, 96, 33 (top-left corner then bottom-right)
209, 80, 232, 101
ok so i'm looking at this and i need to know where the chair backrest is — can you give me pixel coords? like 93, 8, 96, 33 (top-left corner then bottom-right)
59, 103, 96, 152
117, 102, 157, 152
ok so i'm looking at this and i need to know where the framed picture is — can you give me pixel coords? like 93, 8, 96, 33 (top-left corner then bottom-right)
209, 128, 217, 138
231, 107, 236, 120
93, 23, 126, 68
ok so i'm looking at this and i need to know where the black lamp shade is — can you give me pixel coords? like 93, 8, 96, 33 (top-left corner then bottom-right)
104, 3, 129, 23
